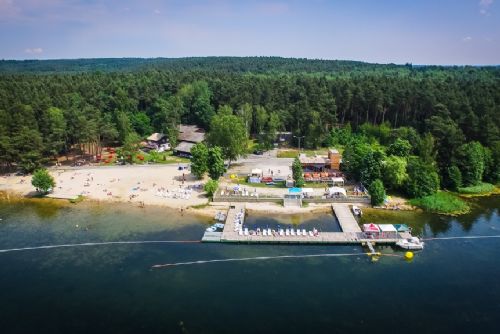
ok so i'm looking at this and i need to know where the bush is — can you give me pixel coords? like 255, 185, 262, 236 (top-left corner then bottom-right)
409, 192, 469, 215
458, 182, 495, 194
31, 168, 55, 194
204, 179, 219, 199
369, 179, 386, 206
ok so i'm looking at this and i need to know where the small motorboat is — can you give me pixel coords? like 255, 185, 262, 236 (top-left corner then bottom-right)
352, 205, 363, 216
396, 237, 424, 250
214, 223, 225, 229
214, 212, 226, 222
205, 226, 217, 232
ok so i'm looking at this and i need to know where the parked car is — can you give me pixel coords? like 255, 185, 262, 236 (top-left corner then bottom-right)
253, 150, 264, 155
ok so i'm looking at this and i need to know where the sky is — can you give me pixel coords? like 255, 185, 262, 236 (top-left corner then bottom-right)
0, 0, 499, 65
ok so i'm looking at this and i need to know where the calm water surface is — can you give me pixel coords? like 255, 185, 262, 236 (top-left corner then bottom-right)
0, 197, 499, 334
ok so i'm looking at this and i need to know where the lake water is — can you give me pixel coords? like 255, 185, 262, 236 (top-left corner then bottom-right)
0, 196, 499, 334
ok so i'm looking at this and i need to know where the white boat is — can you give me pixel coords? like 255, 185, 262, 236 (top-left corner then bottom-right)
214, 212, 226, 221
352, 205, 362, 216
396, 237, 424, 250
205, 226, 217, 232
214, 223, 225, 229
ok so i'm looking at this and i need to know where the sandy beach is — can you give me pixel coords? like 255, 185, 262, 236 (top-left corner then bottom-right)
0, 165, 333, 216
0, 165, 209, 210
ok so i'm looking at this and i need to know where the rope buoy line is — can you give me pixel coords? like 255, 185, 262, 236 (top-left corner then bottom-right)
151, 252, 403, 269
0, 240, 200, 254
423, 235, 500, 241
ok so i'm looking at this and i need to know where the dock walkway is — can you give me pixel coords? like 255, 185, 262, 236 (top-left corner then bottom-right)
332, 204, 361, 233
206, 202, 412, 247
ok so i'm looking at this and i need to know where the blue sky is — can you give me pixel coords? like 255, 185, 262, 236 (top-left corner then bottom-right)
0, 0, 499, 64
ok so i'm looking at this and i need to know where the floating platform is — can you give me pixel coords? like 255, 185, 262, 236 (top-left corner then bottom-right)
201, 231, 223, 242
202, 203, 412, 247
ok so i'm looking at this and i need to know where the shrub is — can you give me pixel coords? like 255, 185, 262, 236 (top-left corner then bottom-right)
369, 179, 386, 206
409, 192, 469, 215
31, 168, 55, 194
204, 179, 219, 199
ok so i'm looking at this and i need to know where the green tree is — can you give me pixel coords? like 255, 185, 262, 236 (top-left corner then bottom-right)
406, 157, 440, 198
341, 137, 372, 181
418, 133, 437, 164
454, 141, 486, 186
190, 143, 209, 179
207, 112, 248, 162
292, 157, 305, 187
237, 103, 253, 135
130, 112, 153, 136
207, 146, 225, 180
179, 81, 215, 128
327, 123, 352, 146
31, 168, 55, 194
369, 179, 386, 206
382, 155, 408, 190
387, 138, 411, 158
121, 132, 141, 163
254, 105, 268, 135
360, 149, 385, 186
44, 107, 67, 158
115, 111, 133, 144
446, 165, 462, 191
204, 179, 219, 199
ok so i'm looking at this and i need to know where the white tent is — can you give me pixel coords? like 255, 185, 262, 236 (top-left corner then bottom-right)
378, 224, 398, 238
327, 187, 347, 197
251, 168, 262, 176
378, 224, 397, 232
331, 177, 344, 186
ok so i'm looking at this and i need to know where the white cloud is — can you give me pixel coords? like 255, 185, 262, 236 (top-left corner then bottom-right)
25, 47, 43, 54
154, 9, 161, 15
479, 0, 494, 15
463, 36, 472, 42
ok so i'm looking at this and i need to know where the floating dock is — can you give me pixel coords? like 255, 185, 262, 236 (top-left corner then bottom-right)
202, 203, 412, 246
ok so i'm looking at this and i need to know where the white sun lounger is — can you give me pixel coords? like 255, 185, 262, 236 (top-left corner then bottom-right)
263, 229, 267, 236
291, 228, 296, 236
285, 229, 290, 236
238, 229, 243, 236
267, 228, 272, 236
244, 228, 249, 236
302, 229, 307, 236
279, 229, 284, 236
309, 231, 314, 237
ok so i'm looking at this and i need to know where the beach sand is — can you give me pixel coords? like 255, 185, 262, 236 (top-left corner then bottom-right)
0, 165, 369, 216
1, 165, 210, 211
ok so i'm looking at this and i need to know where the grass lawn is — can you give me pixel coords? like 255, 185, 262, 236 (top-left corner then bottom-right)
458, 182, 497, 196
409, 191, 470, 215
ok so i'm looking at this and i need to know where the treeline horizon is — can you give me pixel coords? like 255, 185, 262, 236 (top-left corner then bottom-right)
0, 57, 499, 190
1, 56, 498, 74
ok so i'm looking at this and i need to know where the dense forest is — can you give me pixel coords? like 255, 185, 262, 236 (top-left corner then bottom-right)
0, 57, 499, 195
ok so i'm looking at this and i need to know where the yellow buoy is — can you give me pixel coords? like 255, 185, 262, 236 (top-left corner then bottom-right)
404, 251, 414, 260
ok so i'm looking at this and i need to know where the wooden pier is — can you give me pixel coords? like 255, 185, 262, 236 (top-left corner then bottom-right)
203, 203, 411, 247
331, 204, 362, 233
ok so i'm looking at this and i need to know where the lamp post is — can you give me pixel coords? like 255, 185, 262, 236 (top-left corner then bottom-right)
293, 135, 305, 152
